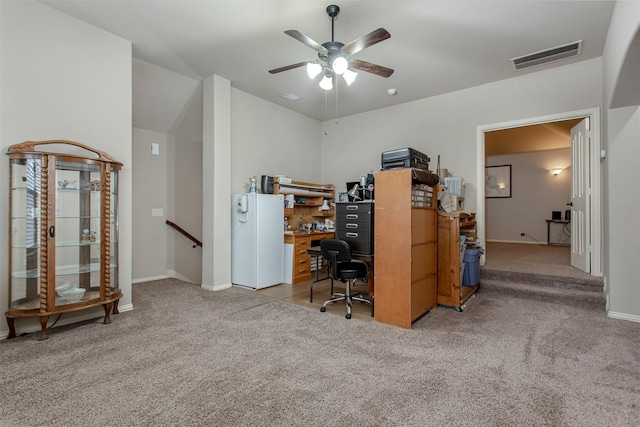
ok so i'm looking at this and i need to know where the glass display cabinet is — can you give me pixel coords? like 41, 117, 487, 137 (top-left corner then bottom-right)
6, 140, 123, 339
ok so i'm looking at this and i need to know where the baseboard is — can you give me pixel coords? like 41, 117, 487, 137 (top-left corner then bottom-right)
607, 311, 640, 323
167, 269, 195, 283
201, 282, 232, 292
133, 271, 197, 285
132, 274, 169, 284
486, 239, 543, 245
118, 303, 134, 312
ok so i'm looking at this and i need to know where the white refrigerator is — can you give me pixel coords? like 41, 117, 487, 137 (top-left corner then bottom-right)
231, 193, 284, 289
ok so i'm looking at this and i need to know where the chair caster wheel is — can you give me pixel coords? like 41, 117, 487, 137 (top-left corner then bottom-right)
320, 307, 326, 312
346, 313, 351, 319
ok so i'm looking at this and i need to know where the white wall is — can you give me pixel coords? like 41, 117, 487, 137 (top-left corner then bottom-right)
603, 0, 640, 109
320, 58, 603, 217
169, 135, 203, 283
602, 1, 640, 321
132, 127, 169, 281
132, 65, 319, 285
486, 149, 571, 244
200, 86, 322, 290
133, 58, 203, 141
0, 0, 132, 335
230, 89, 322, 194
202, 75, 232, 291
132, 59, 203, 284
132, 127, 202, 284
606, 106, 640, 320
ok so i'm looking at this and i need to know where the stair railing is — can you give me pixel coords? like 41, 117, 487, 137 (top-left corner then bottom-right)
166, 220, 202, 248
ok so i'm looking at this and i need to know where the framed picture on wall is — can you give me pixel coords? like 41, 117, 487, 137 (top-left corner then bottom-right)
485, 165, 512, 198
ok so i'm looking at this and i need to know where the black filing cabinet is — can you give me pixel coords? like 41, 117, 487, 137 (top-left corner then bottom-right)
336, 202, 374, 255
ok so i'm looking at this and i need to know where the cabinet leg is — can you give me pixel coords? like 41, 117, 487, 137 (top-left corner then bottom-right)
102, 303, 112, 324
6, 317, 17, 339
38, 316, 49, 340
112, 299, 120, 315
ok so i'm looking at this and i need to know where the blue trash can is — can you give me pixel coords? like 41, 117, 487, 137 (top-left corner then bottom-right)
462, 247, 484, 286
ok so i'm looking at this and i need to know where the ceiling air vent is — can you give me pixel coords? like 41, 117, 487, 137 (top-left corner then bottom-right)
280, 92, 302, 101
511, 40, 582, 71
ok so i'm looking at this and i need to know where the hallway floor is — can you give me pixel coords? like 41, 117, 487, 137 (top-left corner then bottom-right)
483, 241, 595, 280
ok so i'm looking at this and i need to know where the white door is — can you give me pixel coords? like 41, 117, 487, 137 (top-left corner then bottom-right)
570, 118, 590, 273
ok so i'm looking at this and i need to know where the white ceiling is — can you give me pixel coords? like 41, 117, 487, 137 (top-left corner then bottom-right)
38, 0, 615, 121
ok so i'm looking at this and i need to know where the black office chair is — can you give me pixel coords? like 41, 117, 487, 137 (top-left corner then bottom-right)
319, 239, 373, 319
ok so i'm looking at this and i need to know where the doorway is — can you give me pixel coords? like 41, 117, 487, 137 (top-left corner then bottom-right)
476, 108, 602, 277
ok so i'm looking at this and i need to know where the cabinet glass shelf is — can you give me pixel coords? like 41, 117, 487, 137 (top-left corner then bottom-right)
11, 241, 117, 249
11, 263, 118, 279
11, 290, 104, 311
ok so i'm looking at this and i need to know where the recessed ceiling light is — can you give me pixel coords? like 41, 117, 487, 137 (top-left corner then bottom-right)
387, 88, 397, 96
280, 92, 302, 101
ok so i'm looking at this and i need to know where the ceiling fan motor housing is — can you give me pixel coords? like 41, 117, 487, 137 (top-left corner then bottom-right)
320, 41, 345, 71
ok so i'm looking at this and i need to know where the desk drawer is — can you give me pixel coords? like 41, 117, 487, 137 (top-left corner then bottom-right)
336, 221, 373, 232
292, 256, 311, 284
294, 236, 311, 248
293, 256, 312, 282
336, 229, 373, 255
295, 246, 309, 257
294, 254, 310, 267
336, 202, 374, 215
335, 211, 372, 225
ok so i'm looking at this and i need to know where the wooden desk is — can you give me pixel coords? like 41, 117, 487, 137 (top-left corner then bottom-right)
546, 219, 570, 246
284, 232, 334, 284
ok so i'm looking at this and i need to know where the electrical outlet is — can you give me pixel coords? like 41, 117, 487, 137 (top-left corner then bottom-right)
151, 208, 163, 217
520, 232, 526, 236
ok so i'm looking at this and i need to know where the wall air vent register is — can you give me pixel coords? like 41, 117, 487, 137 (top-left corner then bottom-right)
511, 40, 582, 71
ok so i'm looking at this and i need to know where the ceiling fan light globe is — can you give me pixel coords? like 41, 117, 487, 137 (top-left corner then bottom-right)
331, 56, 348, 75
306, 62, 322, 79
319, 74, 333, 90
343, 70, 357, 86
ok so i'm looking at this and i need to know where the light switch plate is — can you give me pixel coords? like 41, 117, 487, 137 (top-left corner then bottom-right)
151, 208, 163, 217
151, 143, 160, 156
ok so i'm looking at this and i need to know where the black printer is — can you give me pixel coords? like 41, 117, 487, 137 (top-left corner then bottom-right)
381, 147, 430, 171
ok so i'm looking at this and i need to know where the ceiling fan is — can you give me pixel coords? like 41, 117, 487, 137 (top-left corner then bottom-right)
268, 4, 394, 89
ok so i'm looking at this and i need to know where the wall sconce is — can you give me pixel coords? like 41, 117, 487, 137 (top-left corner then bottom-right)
548, 168, 564, 176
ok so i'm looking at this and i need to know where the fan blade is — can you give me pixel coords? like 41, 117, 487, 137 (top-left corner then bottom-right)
350, 59, 394, 78
284, 30, 329, 54
342, 28, 391, 55
269, 61, 310, 74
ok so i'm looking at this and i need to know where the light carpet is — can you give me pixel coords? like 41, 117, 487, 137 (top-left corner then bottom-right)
1, 278, 638, 426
